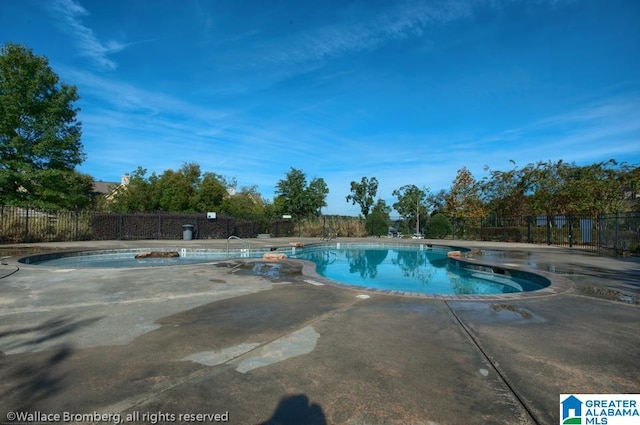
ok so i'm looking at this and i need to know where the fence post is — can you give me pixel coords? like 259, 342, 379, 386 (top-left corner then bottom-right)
24, 207, 29, 242
502, 216, 506, 242
451, 218, 456, 240
614, 212, 619, 256
75, 210, 79, 240
597, 214, 602, 254
568, 216, 573, 248
546, 215, 552, 245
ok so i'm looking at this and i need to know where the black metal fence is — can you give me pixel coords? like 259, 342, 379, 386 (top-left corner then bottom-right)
1, 206, 638, 256
0, 206, 93, 243
90, 213, 294, 240
0, 207, 294, 243
443, 213, 639, 256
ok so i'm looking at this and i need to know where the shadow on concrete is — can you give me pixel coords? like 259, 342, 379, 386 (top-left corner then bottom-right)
259, 394, 326, 425
0, 316, 102, 412
0, 315, 103, 351
2, 343, 73, 411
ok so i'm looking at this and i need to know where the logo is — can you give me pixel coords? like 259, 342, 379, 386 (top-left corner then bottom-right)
561, 395, 583, 424
560, 394, 640, 425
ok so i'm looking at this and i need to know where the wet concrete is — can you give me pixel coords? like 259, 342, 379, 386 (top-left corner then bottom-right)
0, 238, 638, 424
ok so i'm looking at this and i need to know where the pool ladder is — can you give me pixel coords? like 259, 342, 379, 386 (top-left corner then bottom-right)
227, 236, 251, 258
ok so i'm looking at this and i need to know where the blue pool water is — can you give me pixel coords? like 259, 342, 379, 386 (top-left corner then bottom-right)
20, 244, 549, 295
19, 249, 263, 268
291, 245, 549, 296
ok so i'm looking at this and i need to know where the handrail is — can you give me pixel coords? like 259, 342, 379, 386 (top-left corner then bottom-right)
227, 236, 250, 257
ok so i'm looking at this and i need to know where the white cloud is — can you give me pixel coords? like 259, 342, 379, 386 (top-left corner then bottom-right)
48, 0, 125, 70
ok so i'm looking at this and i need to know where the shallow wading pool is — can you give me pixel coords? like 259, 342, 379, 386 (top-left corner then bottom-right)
19, 243, 551, 296
18, 248, 267, 268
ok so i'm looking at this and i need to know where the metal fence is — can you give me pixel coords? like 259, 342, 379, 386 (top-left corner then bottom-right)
1, 206, 638, 256
90, 213, 294, 240
0, 206, 93, 243
0, 207, 295, 243
442, 213, 639, 256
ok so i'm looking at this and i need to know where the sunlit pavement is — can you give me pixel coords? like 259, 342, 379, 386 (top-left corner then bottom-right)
0, 238, 638, 424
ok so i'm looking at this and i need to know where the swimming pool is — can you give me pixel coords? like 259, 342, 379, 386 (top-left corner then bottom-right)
18, 243, 550, 296
290, 244, 550, 296
18, 248, 266, 268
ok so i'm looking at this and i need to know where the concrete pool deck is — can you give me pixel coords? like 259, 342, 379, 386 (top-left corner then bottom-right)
0, 238, 638, 424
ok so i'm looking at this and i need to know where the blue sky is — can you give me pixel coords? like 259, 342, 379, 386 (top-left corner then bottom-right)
2, 0, 639, 215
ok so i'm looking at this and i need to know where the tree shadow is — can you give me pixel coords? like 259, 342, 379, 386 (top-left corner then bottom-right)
0, 316, 102, 351
0, 315, 102, 412
259, 394, 326, 425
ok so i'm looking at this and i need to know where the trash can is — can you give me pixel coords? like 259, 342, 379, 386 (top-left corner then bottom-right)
182, 224, 194, 240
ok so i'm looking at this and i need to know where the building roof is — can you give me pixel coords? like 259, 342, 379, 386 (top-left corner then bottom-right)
92, 181, 120, 195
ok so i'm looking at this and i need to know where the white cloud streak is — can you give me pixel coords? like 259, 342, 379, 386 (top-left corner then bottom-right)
48, 0, 125, 70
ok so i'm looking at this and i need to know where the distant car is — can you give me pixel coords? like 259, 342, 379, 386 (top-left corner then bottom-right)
411, 233, 424, 239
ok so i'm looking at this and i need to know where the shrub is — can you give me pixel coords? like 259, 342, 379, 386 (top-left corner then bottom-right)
424, 213, 452, 238
365, 213, 389, 237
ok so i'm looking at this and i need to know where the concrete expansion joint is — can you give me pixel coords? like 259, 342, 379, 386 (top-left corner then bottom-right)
443, 300, 542, 425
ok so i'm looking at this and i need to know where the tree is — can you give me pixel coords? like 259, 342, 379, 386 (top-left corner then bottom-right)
479, 161, 532, 217
220, 185, 266, 218
196, 172, 228, 211
37, 169, 95, 210
392, 184, 430, 235
110, 167, 159, 212
274, 168, 329, 219
156, 163, 202, 211
424, 213, 452, 238
0, 43, 89, 209
444, 167, 485, 218
428, 189, 447, 216
563, 160, 639, 215
346, 176, 378, 217
111, 163, 236, 213
366, 198, 391, 236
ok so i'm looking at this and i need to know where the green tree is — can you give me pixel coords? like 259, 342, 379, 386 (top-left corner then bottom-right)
0, 43, 89, 209
196, 172, 228, 211
392, 184, 430, 235
445, 167, 485, 218
428, 189, 447, 215
219, 185, 266, 217
274, 168, 329, 219
563, 160, 639, 215
110, 167, 159, 212
37, 169, 95, 210
111, 163, 237, 213
156, 163, 201, 211
479, 161, 532, 217
346, 176, 378, 217
365, 198, 391, 236
424, 213, 452, 238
